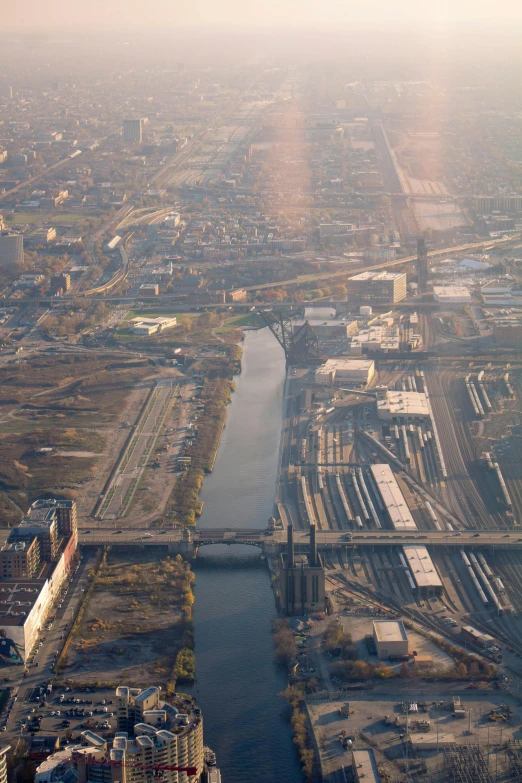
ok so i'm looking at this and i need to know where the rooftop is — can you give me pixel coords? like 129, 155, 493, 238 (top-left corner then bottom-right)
317, 358, 375, 372
0, 579, 47, 625
349, 270, 405, 282
402, 545, 443, 589
352, 749, 382, 783
370, 464, 417, 530
373, 619, 408, 643
377, 390, 430, 418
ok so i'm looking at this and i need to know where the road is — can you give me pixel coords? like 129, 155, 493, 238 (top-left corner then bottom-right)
2, 552, 96, 745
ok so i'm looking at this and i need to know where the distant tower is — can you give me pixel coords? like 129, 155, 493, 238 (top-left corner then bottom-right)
123, 119, 143, 143
416, 238, 428, 293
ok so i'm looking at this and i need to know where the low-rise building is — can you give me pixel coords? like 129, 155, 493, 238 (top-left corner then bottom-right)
376, 390, 431, 421
433, 285, 472, 304
314, 358, 375, 387
139, 283, 159, 297
352, 749, 381, 783
372, 620, 408, 660
132, 317, 177, 336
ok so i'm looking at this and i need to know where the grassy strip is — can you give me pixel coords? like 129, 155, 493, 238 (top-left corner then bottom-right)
53, 547, 108, 674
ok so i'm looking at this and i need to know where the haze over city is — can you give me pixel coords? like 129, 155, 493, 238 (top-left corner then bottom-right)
1, 4, 522, 783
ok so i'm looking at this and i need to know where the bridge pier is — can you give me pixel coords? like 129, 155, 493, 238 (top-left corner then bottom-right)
167, 529, 196, 560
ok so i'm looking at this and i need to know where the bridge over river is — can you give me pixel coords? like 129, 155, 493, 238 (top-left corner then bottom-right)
78, 527, 522, 557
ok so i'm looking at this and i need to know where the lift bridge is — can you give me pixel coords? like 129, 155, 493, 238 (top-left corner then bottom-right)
257, 309, 321, 364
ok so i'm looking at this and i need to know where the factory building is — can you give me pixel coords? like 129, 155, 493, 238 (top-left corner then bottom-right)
349, 325, 400, 354
432, 285, 472, 304
347, 271, 407, 304
372, 620, 409, 660
314, 358, 375, 387
280, 525, 325, 615
132, 317, 177, 336
376, 389, 431, 421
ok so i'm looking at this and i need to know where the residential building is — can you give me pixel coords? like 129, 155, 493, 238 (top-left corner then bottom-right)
123, 120, 143, 143
0, 537, 40, 579
50, 273, 71, 295
0, 232, 23, 265
347, 271, 407, 304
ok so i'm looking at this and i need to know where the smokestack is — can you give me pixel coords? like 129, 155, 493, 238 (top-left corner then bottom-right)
287, 524, 294, 569
310, 524, 317, 567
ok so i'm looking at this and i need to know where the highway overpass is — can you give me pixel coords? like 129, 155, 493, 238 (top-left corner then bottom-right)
78, 527, 522, 555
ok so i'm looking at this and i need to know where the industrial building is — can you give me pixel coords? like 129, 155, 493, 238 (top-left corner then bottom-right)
402, 545, 443, 597
314, 358, 375, 387
352, 749, 381, 783
0, 232, 23, 265
432, 285, 472, 304
132, 317, 177, 336
370, 464, 417, 530
138, 283, 159, 297
347, 270, 407, 304
372, 620, 409, 660
461, 625, 496, 649
123, 119, 143, 142
349, 325, 400, 354
279, 524, 325, 615
376, 389, 431, 421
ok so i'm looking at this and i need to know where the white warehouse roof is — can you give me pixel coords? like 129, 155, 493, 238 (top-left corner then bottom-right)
402, 545, 443, 590
370, 464, 417, 530
377, 390, 430, 419
373, 620, 408, 643
433, 285, 472, 303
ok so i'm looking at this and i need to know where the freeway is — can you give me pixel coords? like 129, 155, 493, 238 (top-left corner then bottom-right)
77, 527, 522, 549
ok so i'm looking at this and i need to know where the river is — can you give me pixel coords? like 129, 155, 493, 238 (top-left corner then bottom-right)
190, 328, 303, 783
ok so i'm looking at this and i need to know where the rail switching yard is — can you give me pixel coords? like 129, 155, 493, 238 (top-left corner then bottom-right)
272, 307, 522, 780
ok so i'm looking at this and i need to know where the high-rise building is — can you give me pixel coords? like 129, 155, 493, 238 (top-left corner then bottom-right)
280, 524, 325, 615
0, 232, 23, 265
416, 237, 428, 293
123, 120, 143, 143
50, 272, 71, 295
347, 270, 407, 304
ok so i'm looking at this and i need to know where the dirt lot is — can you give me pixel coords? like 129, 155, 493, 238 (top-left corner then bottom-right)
62, 550, 193, 688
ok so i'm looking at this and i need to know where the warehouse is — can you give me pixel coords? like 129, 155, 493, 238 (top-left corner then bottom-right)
372, 620, 409, 660
349, 325, 401, 354
370, 464, 417, 530
132, 317, 177, 335
376, 390, 431, 421
433, 285, 472, 304
402, 545, 443, 596
410, 733, 455, 751
314, 358, 375, 387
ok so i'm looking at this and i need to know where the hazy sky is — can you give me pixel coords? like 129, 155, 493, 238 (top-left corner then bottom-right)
5, 0, 522, 30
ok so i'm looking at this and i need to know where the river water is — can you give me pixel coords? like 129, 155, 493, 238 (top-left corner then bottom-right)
190, 328, 302, 783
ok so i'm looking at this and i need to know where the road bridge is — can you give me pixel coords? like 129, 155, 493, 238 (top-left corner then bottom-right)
78, 527, 522, 557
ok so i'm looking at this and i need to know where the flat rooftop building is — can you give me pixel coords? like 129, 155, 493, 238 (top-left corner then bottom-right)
315, 358, 375, 387
348, 270, 407, 304
433, 285, 472, 303
373, 620, 408, 660
377, 390, 431, 421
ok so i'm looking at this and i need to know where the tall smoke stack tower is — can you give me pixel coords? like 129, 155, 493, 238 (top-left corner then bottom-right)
309, 524, 317, 567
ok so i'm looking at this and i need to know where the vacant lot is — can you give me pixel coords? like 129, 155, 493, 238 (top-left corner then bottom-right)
63, 550, 194, 688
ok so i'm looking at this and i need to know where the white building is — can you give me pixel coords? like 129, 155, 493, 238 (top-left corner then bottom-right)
433, 285, 471, 304
370, 464, 417, 530
376, 390, 431, 421
402, 545, 443, 596
373, 620, 409, 660
349, 325, 400, 354
314, 358, 375, 387
132, 317, 177, 336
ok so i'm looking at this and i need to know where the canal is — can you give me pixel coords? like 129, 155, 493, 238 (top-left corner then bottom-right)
190, 328, 303, 783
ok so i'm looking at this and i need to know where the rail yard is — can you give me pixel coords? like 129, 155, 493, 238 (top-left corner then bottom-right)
275, 311, 522, 679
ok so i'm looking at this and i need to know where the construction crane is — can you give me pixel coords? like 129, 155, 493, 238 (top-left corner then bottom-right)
258, 309, 320, 364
